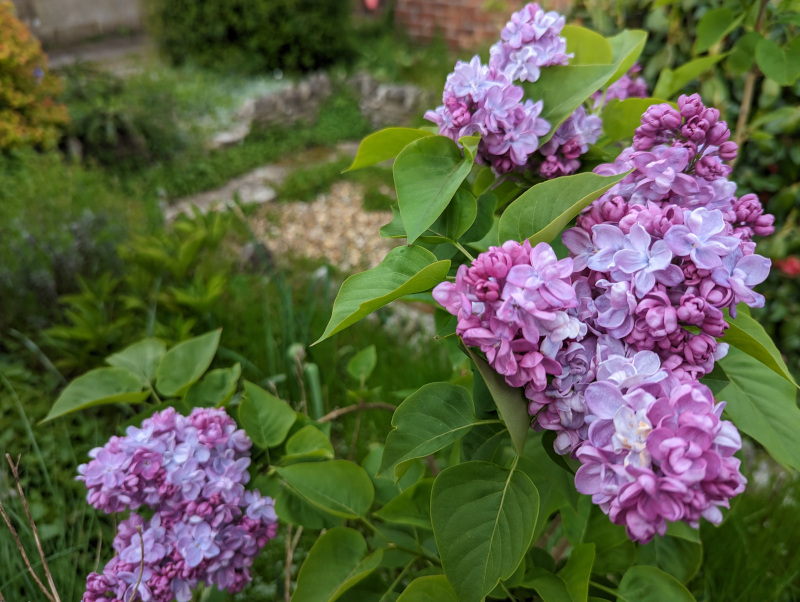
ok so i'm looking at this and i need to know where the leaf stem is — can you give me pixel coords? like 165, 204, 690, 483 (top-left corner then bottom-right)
453, 241, 475, 262
590, 580, 623, 598
382, 556, 418, 601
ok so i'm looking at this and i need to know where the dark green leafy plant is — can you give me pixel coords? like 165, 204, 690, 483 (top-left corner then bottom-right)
146, 0, 355, 74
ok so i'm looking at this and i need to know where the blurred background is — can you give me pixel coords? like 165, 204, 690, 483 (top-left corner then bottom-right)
1, 0, 798, 600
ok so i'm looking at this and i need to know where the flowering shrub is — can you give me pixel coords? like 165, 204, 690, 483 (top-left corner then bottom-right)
309, 3, 799, 600
79, 406, 278, 601
0, 0, 68, 150
28, 3, 798, 601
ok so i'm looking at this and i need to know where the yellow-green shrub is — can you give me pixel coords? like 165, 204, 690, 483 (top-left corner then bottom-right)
0, 0, 68, 150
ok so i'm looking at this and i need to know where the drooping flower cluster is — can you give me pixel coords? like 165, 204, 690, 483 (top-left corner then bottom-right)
78, 407, 278, 602
426, 3, 604, 175
575, 375, 746, 543
433, 240, 586, 398
434, 94, 772, 543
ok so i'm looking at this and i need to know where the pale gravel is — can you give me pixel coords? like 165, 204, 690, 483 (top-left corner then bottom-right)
248, 180, 401, 273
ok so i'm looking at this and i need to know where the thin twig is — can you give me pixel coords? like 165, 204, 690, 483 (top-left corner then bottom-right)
0, 485, 55, 602
284, 524, 303, 602
317, 402, 397, 423
5, 454, 60, 602
129, 526, 145, 602
731, 0, 770, 168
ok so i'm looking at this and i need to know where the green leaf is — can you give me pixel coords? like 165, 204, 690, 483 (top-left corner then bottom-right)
637, 529, 702, 584
726, 32, 762, 75
713, 348, 800, 472
498, 172, 629, 246
431, 461, 538, 602
723, 312, 797, 386
347, 128, 434, 171
466, 348, 529, 455
519, 435, 578, 540
755, 37, 800, 86
238, 381, 296, 449
363, 445, 424, 506
652, 55, 726, 100
557, 543, 595, 602
292, 527, 383, 602
379, 383, 477, 478
562, 25, 613, 65
694, 8, 742, 55
275, 484, 343, 529
461, 192, 497, 244
347, 346, 378, 384
423, 187, 478, 243
374, 478, 434, 529
315, 246, 450, 343
606, 30, 648, 85
184, 363, 241, 408
397, 576, 459, 602
520, 568, 572, 602
155, 329, 221, 397
525, 65, 620, 145
602, 98, 675, 142
44, 367, 148, 421
395, 135, 474, 244
277, 460, 375, 518
282, 424, 335, 463
616, 566, 696, 602
105, 338, 165, 385
582, 505, 637, 574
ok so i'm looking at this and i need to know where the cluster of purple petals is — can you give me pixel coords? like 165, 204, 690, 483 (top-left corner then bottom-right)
433, 240, 587, 398
574, 376, 745, 543
78, 407, 278, 602
488, 3, 571, 83
536, 105, 603, 178
591, 63, 649, 109
433, 95, 770, 542
424, 56, 552, 174
425, 3, 590, 174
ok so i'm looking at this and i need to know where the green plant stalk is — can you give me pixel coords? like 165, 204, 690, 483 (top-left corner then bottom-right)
303, 363, 324, 420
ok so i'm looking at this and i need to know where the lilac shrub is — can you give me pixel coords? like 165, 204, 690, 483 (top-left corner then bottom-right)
78, 407, 278, 602
434, 95, 774, 543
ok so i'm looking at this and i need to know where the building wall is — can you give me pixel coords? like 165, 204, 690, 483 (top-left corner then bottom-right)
11, 0, 142, 45
394, 0, 570, 51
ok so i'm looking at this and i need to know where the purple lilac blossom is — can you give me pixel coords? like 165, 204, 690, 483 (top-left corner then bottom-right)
433, 240, 582, 398
78, 407, 279, 602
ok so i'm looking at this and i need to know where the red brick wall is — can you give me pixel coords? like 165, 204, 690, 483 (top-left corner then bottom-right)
395, 0, 572, 52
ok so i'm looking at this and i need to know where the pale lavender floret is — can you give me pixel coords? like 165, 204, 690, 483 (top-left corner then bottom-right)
596, 350, 666, 389
178, 522, 221, 568
594, 280, 636, 338
561, 227, 596, 272
630, 145, 699, 204
664, 207, 740, 269
502, 243, 577, 316
472, 82, 524, 133
710, 249, 771, 313
613, 224, 677, 296
445, 55, 497, 103
588, 224, 626, 272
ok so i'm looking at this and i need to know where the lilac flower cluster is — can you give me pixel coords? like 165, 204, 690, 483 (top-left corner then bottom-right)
424, 3, 604, 175
78, 407, 278, 602
575, 375, 745, 542
433, 240, 586, 398
591, 63, 649, 109
434, 95, 772, 542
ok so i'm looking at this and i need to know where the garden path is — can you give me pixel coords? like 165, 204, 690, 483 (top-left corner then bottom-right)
167, 142, 399, 273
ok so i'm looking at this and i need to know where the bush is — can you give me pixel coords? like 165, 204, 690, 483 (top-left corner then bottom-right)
0, 0, 68, 150
146, 0, 355, 74
59, 63, 193, 168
